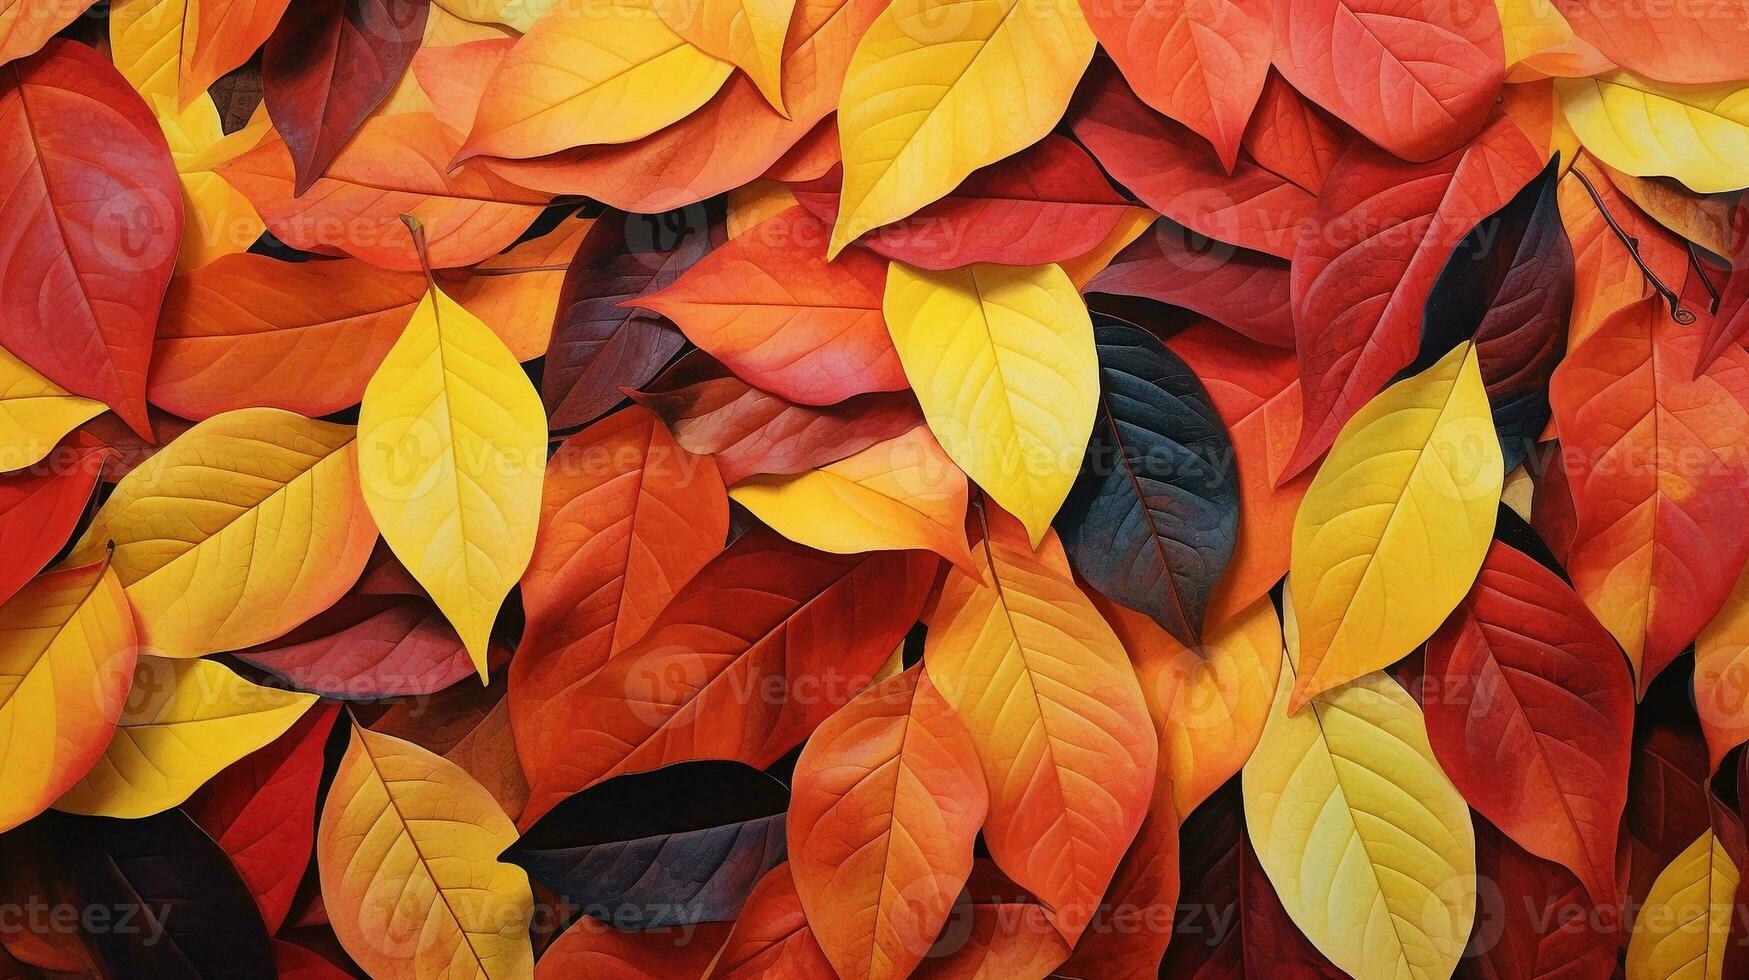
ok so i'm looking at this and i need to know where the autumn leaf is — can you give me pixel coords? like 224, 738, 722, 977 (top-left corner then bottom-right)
924, 504, 1156, 946
357, 228, 547, 681
1556, 72, 1749, 194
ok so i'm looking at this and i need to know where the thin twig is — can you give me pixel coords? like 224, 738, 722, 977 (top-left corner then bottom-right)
1571, 168, 1695, 325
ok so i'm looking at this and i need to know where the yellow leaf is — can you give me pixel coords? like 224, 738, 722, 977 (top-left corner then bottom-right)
1626, 828, 1740, 980
0, 346, 104, 472
727, 180, 801, 237
730, 425, 975, 571
112, 0, 269, 270
110, 0, 185, 104
462, 0, 733, 161
1287, 341, 1502, 708
924, 504, 1156, 946
319, 725, 534, 980
1556, 72, 1749, 194
55, 657, 316, 818
882, 261, 1096, 546
651, 0, 796, 114
828, 0, 1095, 257
0, 561, 137, 833
1494, 0, 1610, 82
66, 408, 378, 658
357, 267, 546, 682
435, 0, 559, 30
1242, 583, 1477, 980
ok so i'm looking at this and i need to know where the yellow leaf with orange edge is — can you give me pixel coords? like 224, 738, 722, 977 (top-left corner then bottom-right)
55, 657, 316, 818
1098, 593, 1281, 818
436, 0, 558, 30
829, 0, 1095, 256
462, 0, 733, 161
923, 504, 1156, 947
883, 261, 1096, 546
358, 243, 546, 683
730, 426, 975, 572
0, 560, 136, 833
1495, 0, 1610, 82
66, 408, 378, 658
652, 0, 796, 114
1557, 72, 1749, 194
319, 724, 534, 980
1287, 341, 1502, 708
1696, 562, 1749, 773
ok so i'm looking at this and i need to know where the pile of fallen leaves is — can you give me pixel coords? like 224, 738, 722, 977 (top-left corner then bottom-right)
0, 0, 1747, 977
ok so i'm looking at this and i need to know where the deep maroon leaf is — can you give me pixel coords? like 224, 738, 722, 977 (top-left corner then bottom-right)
1455, 821, 1616, 980
234, 594, 483, 699
544, 208, 716, 430
627, 351, 922, 484
263, 0, 429, 195
1412, 159, 1572, 472
1086, 220, 1295, 349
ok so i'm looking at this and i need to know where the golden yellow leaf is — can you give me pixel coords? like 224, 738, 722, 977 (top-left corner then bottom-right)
1242, 583, 1477, 980
0, 560, 136, 833
435, 0, 558, 30
0, 346, 104, 472
1495, 0, 1610, 82
462, 0, 733, 161
651, 0, 796, 114
1287, 341, 1502, 708
109, 0, 185, 104
55, 657, 316, 818
882, 261, 1096, 546
828, 0, 1095, 256
66, 408, 378, 658
727, 180, 802, 237
1626, 827, 1741, 980
357, 257, 546, 682
319, 725, 535, 980
730, 426, 974, 571
1556, 72, 1749, 194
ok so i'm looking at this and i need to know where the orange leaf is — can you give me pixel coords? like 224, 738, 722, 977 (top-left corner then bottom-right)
711, 864, 836, 978
221, 112, 547, 271
640, 207, 906, 405
789, 666, 988, 980
924, 505, 1157, 945
181, 0, 294, 108
511, 407, 729, 824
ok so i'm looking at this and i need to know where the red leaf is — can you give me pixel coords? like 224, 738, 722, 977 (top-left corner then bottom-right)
0, 41, 183, 438
627, 351, 923, 485
1697, 200, 1749, 377
712, 864, 836, 978
1166, 322, 1309, 625
1088, 224, 1294, 349
538, 532, 935, 795
1271, 0, 1504, 161
1285, 116, 1543, 478
1461, 821, 1618, 979
234, 596, 483, 699
1549, 295, 1749, 690
273, 940, 353, 980
263, 0, 427, 195
1070, 61, 1315, 260
1424, 541, 1633, 908
511, 407, 729, 823
0, 439, 112, 608
638, 207, 906, 406
912, 862, 1071, 980
790, 136, 1131, 270
535, 920, 730, 980
543, 209, 711, 430
1079, 0, 1270, 170
186, 703, 339, 934
1240, 71, 1350, 198
1055, 779, 1180, 979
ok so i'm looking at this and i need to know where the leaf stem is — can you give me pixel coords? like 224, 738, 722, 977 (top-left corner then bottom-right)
1570, 168, 1694, 325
